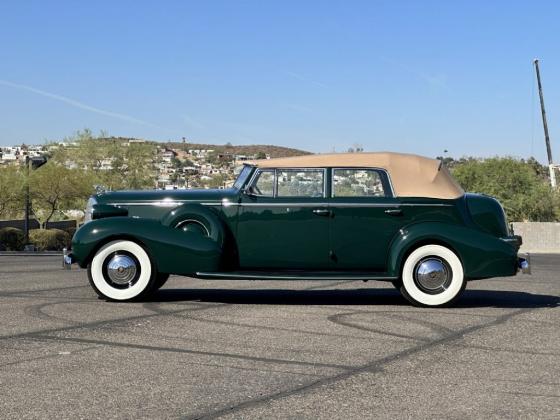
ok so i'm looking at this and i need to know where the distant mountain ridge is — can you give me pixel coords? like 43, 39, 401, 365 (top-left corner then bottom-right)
101, 137, 311, 158
165, 142, 312, 158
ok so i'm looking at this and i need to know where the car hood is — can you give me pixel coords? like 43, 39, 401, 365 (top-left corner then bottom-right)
95, 188, 239, 204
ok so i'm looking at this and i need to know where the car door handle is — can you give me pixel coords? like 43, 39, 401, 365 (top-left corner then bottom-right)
312, 209, 331, 217
384, 208, 403, 216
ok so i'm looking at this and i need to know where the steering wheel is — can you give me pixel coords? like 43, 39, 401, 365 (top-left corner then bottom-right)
253, 185, 263, 195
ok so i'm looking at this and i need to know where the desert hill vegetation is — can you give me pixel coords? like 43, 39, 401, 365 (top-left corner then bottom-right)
93, 136, 311, 159
164, 140, 311, 159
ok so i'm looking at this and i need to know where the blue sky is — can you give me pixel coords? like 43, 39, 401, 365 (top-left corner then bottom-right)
1, 1, 559, 162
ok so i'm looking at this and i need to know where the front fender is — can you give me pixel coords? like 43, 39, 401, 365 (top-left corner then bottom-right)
387, 222, 517, 279
71, 217, 222, 275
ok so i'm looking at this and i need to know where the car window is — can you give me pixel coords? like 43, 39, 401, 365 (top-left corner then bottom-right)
277, 169, 324, 197
333, 169, 386, 197
248, 170, 274, 196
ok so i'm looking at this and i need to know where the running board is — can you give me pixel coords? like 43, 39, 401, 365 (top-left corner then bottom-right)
195, 271, 398, 281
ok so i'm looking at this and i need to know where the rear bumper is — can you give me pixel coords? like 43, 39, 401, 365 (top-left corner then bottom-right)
501, 235, 523, 250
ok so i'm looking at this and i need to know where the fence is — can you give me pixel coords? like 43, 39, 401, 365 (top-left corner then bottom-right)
0, 219, 77, 232
512, 222, 560, 253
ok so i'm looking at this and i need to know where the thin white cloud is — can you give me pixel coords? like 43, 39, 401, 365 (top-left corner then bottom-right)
288, 103, 314, 114
379, 56, 449, 90
0, 79, 162, 128
285, 71, 328, 88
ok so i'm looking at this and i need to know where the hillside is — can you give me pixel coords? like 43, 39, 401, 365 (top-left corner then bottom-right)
165, 142, 311, 158
101, 137, 311, 158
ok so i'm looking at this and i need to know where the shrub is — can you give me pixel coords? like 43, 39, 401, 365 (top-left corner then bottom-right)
29, 229, 71, 251
452, 157, 560, 222
0, 227, 25, 251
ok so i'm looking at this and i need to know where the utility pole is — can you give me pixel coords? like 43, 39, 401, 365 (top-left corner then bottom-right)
534, 59, 556, 188
24, 157, 31, 246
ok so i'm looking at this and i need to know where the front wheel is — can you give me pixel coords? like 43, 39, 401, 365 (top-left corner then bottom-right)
88, 240, 156, 301
399, 244, 466, 307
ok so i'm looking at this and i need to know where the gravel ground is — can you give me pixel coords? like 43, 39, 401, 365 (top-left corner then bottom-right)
0, 254, 558, 419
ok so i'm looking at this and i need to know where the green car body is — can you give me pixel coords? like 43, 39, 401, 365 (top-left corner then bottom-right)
71, 163, 524, 283
69, 152, 531, 306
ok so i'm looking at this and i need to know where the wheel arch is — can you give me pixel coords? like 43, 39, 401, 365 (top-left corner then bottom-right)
396, 237, 464, 280
82, 234, 156, 271
159, 203, 226, 248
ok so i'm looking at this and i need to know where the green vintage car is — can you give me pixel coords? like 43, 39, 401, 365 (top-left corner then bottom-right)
66, 152, 530, 306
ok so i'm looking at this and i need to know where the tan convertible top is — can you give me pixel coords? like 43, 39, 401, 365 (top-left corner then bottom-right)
252, 152, 464, 199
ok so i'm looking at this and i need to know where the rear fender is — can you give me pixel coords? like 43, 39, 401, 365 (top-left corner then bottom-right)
387, 222, 518, 279
72, 217, 222, 275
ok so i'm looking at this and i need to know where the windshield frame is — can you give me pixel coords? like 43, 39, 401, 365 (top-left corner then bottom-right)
233, 165, 255, 190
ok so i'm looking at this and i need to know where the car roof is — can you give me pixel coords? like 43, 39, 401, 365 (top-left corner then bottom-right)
250, 152, 464, 199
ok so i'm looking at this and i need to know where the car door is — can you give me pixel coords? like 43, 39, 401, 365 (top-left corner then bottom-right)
237, 168, 331, 270
329, 168, 410, 272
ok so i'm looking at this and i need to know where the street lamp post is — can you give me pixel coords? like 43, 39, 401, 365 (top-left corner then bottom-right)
23, 155, 47, 249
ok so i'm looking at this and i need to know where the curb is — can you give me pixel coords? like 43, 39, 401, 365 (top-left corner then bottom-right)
0, 252, 62, 256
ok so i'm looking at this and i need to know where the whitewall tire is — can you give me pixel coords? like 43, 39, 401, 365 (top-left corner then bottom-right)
399, 244, 466, 307
88, 240, 156, 301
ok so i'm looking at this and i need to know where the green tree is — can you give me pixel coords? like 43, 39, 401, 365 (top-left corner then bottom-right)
120, 142, 156, 189
29, 163, 93, 228
49, 130, 157, 191
0, 166, 25, 218
207, 174, 226, 189
452, 157, 559, 222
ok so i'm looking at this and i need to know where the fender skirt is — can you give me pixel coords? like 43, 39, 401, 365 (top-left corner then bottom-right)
71, 217, 222, 275
387, 222, 518, 279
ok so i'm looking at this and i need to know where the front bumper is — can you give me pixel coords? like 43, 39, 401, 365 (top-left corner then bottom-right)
62, 248, 74, 270
517, 253, 531, 274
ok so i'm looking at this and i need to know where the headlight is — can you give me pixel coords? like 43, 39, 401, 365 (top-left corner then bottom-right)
84, 196, 97, 224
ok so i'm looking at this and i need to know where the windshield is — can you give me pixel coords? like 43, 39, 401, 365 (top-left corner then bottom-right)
233, 165, 254, 189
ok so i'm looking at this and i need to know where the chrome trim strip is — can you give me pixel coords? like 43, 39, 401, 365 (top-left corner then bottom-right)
106, 200, 452, 208
235, 202, 400, 208
233, 202, 452, 208
195, 271, 398, 281
106, 200, 221, 206
399, 203, 453, 207
175, 219, 210, 236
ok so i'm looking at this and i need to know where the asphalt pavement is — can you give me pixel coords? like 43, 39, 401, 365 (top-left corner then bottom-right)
0, 254, 558, 419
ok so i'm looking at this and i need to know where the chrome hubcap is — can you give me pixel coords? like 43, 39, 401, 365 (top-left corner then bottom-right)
106, 254, 137, 285
414, 258, 451, 293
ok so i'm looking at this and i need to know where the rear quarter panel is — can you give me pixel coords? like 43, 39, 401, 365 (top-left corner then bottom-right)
386, 218, 518, 279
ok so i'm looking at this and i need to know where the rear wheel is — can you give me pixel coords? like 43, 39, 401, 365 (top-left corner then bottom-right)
87, 240, 156, 301
399, 244, 466, 307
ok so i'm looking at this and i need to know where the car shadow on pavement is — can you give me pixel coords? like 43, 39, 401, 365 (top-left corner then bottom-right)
454, 289, 559, 309
152, 288, 559, 308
